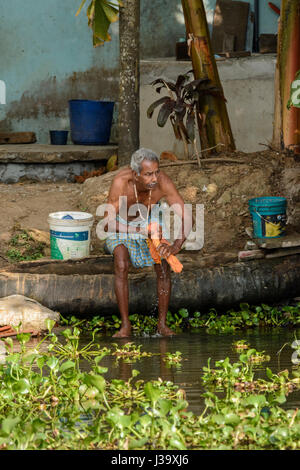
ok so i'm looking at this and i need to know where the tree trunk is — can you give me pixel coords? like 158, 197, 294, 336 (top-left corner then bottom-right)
118, 0, 140, 166
181, 0, 235, 154
273, 0, 300, 153
272, 17, 282, 149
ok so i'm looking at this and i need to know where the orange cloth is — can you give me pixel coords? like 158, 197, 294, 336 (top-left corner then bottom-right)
147, 223, 183, 273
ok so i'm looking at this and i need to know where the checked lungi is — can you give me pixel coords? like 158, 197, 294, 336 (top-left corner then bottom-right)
104, 209, 166, 268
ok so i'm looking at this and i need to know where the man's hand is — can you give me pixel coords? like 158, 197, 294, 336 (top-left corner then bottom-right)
157, 242, 180, 258
148, 224, 162, 239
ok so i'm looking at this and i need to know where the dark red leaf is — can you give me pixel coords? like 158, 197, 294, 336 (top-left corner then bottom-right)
147, 97, 171, 119
186, 110, 195, 142
157, 101, 175, 127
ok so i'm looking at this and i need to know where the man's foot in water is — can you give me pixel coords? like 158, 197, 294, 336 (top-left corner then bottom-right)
157, 323, 176, 336
112, 324, 132, 338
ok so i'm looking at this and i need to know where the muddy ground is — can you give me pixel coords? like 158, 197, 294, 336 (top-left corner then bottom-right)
0, 149, 299, 271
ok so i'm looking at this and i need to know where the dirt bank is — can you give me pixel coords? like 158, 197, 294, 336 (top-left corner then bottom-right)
0, 149, 299, 271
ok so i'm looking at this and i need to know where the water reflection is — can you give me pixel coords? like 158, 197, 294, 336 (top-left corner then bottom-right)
95, 328, 300, 413
10, 327, 300, 414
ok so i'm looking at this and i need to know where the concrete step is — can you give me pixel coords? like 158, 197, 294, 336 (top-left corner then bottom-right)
254, 232, 300, 250
0, 144, 118, 183
0, 144, 117, 163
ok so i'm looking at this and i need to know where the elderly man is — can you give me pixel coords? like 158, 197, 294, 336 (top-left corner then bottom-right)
103, 148, 189, 338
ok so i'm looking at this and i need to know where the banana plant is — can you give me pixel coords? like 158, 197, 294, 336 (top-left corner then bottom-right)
273, 0, 300, 151
76, 0, 123, 47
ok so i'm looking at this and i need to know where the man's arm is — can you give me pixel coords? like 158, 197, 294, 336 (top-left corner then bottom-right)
157, 173, 193, 257
103, 176, 140, 235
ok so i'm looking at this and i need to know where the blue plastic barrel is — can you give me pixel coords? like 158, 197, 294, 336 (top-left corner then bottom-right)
248, 196, 287, 238
50, 130, 68, 145
69, 99, 114, 145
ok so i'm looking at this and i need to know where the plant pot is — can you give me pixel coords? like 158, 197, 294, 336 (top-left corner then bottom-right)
49, 130, 68, 145
69, 99, 114, 145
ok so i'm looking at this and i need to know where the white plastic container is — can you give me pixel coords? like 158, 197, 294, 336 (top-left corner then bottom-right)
47, 211, 94, 260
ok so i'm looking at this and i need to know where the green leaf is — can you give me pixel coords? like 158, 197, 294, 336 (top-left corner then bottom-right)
288, 72, 300, 109
211, 414, 225, 425
46, 357, 59, 371
83, 373, 106, 393
178, 308, 189, 318
59, 361, 75, 373
169, 438, 186, 450
128, 437, 148, 449
266, 367, 273, 380
45, 319, 56, 333
94, 366, 108, 374
239, 353, 248, 364
2, 417, 20, 435
139, 414, 152, 427
12, 378, 30, 394
16, 333, 31, 345
102, 2, 119, 23
224, 413, 240, 426
244, 395, 266, 409
111, 379, 125, 387
93, 0, 111, 42
106, 407, 130, 428
158, 399, 172, 416
274, 393, 286, 404
144, 382, 161, 406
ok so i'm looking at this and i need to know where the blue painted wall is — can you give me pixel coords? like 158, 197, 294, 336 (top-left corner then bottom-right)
0, 0, 280, 143
0, 0, 120, 142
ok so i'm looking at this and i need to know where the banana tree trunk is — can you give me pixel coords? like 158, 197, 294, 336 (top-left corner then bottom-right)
181, 0, 235, 154
118, 0, 140, 166
273, 0, 300, 152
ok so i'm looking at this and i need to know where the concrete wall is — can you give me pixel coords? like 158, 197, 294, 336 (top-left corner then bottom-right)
0, 0, 279, 147
203, 0, 280, 35
140, 54, 276, 154
0, 0, 120, 144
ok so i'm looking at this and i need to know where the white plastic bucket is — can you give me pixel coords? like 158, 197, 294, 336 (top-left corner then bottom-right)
47, 211, 94, 260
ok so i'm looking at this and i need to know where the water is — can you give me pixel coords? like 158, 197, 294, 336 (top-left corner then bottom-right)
78, 327, 300, 414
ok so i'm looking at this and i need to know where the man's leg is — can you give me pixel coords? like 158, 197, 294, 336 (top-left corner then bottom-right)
154, 259, 175, 336
113, 244, 131, 338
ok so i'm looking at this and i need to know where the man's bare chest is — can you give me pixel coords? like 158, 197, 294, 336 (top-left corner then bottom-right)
119, 187, 163, 219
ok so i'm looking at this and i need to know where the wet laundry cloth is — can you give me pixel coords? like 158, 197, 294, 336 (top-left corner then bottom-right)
146, 222, 183, 273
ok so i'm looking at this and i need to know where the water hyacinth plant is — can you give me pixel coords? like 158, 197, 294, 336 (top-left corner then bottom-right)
0, 327, 300, 449
60, 302, 300, 336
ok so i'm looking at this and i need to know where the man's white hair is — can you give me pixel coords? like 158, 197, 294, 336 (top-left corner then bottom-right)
130, 148, 160, 175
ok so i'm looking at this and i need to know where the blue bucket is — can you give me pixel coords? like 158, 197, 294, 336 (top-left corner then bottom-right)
69, 99, 114, 145
248, 196, 287, 238
50, 130, 68, 145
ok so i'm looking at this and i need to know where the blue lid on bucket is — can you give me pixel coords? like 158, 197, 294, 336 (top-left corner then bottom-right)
62, 214, 74, 220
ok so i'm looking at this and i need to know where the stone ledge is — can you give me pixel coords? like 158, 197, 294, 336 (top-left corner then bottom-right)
0, 144, 118, 163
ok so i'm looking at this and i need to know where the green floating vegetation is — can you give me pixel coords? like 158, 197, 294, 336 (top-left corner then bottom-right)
61, 302, 300, 335
111, 342, 156, 363
232, 339, 250, 350
0, 327, 300, 449
163, 351, 183, 368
